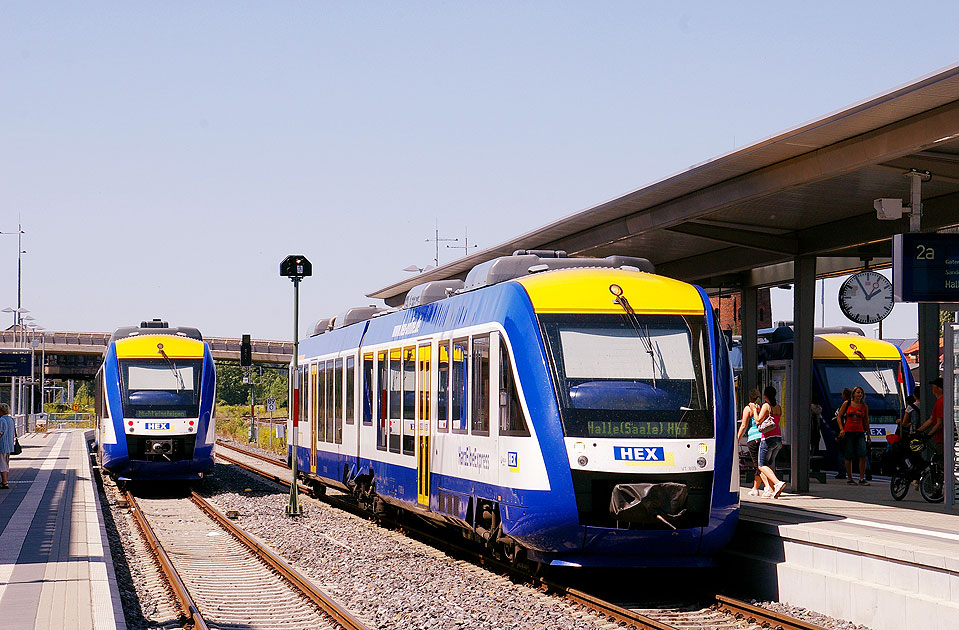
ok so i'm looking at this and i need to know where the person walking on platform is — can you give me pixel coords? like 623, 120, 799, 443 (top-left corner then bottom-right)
756, 385, 786, 498
839, 386, 871, 485
0, 403, 16, 489
917, 377, 944, 460
832, 388, 852, 479
737, 388, 764, 497
898, 386, 920, 438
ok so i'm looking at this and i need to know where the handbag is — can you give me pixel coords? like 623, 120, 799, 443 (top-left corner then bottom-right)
757, 417, 777, 436
13, 438, 22, 456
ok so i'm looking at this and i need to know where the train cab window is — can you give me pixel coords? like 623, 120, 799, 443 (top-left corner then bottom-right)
451, 338, 469, 433
325, 360, 334, 443
346, 356, 355, 426
334, 358, 343, 444
437, 341, 450, 432
402, 347, 416, 455
471, 334, 490, 436
377, 351, 388, 450
362, 353, 373, 427
388, 349, 402, 453
499, 339, 529, 437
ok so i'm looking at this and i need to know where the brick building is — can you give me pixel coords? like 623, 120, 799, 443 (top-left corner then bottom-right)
710, 289, 772, 335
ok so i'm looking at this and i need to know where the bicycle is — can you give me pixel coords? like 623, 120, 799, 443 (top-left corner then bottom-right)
888, 434, 943, 503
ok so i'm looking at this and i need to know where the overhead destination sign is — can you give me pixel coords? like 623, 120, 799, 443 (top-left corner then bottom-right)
893, 233, 959, 302
0, 349, 31, 377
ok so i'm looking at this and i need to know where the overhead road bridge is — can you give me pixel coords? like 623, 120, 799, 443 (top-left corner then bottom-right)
0, 328, 293, 379
370, 63, 959, 493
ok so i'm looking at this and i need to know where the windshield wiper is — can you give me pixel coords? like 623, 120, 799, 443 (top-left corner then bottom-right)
156, 343, 186, 391
849, 343, 890, 395
609, 283, 659, 389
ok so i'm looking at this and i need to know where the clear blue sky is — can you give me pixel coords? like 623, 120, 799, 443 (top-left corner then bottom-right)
2, 2, 957, 340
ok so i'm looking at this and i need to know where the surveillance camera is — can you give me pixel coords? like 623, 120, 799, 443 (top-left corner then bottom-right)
874, 198, 903, 220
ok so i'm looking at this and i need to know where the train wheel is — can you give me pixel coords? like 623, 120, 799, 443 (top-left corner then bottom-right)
919, 464, 944, 503
889, 474, 909, 501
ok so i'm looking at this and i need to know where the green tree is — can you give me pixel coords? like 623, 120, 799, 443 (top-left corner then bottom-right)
214, 361, 288, 407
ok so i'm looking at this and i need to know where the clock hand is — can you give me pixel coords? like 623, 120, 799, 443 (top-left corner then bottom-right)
855, 275, 869, 298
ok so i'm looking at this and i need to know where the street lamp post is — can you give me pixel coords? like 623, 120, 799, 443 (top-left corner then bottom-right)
280, 255, 312, 517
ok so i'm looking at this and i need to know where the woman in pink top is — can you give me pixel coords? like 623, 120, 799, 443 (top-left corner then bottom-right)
756, 385, 786, 498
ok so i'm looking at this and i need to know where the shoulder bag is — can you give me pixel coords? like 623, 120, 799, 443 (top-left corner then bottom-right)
13, 437, 22, 456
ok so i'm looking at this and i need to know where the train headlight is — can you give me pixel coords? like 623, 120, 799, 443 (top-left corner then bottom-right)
697, 443, 708, 455
577, 456, 588, 467
697, 457, 707, 468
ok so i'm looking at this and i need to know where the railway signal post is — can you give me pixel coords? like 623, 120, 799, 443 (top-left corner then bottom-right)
280, 255, 312, 517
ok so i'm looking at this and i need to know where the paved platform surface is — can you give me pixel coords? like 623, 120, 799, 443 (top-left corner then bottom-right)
735, 478, 958, 630
0, 430, 126, 630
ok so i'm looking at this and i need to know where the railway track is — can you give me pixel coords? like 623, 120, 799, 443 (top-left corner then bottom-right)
126, 485, 369, 630
212, 440, 832, 630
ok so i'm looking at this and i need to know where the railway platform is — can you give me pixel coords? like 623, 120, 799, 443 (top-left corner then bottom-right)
723, 481, 959, 630
0, 429, 127, 630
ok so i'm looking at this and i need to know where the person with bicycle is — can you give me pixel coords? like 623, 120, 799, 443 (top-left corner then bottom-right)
916, 377, 944, 462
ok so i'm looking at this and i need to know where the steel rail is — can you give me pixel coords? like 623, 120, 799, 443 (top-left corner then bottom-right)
188, 491, 370, 630
215, 443, 828, 630
126, 490, 209, 630
216, 439, 286, 467
715, 594, 832, 630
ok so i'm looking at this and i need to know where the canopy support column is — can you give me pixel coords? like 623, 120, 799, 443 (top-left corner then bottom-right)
791, 256, 816, 493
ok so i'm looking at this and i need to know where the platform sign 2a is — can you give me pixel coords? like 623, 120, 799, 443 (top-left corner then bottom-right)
893, 233, 959, 302
0, 349, 31, 377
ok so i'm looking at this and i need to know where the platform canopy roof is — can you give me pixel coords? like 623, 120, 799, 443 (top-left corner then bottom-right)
370, 64, 959, 306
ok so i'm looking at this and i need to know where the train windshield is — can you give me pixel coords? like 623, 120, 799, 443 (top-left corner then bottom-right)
815, 360, 904, 420
119, 359, 203, 419
541, 314, 713, 439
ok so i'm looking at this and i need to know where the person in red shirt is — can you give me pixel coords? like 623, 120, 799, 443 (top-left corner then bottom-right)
917, 377, 944, 459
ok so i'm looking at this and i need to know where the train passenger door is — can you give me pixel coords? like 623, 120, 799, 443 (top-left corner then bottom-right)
309, 363, 318, 474
416, 343, 432, 506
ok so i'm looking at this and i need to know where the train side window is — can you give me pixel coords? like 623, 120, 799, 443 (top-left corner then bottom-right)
334, 358, 343, 444
299, 366, 308, 431
402, 347, 416, 455
377, 351, 388, 450
317, 362, 327, 443
471, 334, 490, 436
325, 360, 334, 443
346, 356, 355, 426
451, 338, 469, 433
437, 341, 449, 432
362, 353, 373, 426
499, 338, 529, 437
388, 348, 402, 453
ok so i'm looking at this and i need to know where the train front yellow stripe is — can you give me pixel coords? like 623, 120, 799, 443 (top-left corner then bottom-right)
114, 335, 205, 359
813, 335, 902, 360
516, 268, 705, 315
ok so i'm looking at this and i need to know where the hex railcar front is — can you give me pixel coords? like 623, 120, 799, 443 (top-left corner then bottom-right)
95, 320, 217, 481
289, 253, 739, 567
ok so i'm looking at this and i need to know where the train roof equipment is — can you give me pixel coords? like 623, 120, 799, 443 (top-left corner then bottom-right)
462, 251, 654, 292
310, 318, 334, 336
333, 306, 389, 329
403, 280, 465, 308
108, 319, 203, 346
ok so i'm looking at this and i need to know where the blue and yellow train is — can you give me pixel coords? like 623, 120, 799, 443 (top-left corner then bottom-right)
289, 252, 739, 567
95, 320, 217, 481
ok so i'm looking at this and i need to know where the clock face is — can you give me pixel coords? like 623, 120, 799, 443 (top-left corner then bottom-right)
838, 271, 894, 324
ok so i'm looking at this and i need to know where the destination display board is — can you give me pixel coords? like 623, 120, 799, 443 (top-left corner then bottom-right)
893, 232, 959, 302
0, 349, 31, 377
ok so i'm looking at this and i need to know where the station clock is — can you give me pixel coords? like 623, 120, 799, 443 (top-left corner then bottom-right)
838, 270, 894, 324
